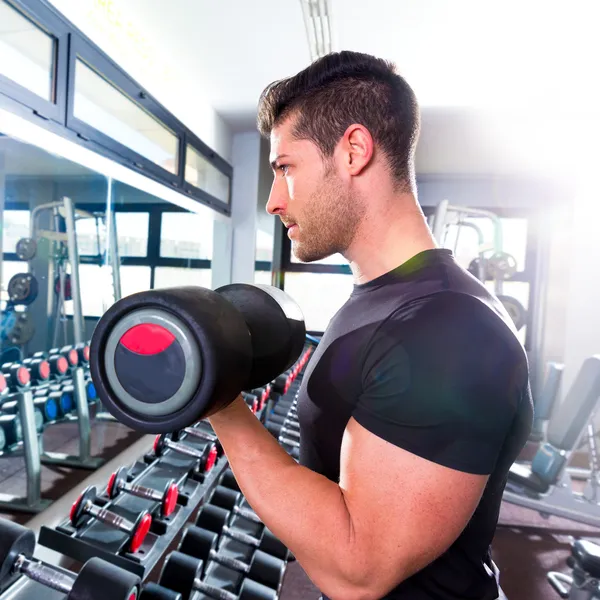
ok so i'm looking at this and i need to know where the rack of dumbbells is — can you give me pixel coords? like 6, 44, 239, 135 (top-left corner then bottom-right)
0, 342, 99, 512
0, 283, 314, 600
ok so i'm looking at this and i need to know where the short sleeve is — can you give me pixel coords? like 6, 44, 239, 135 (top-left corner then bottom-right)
352, 291, 529, 475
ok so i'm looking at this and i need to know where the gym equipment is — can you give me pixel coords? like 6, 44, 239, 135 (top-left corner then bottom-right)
530, 362, 565, 442
201, 489, 261, 527
174, 425, 223, 456
140, 583, 182, 600
265, 421, 300, 441
70, 486, 152, 553
158, 550, 276, 600
7, 274, 38, 306
430, 200, 526, 331
0, 519, 141, 599
503, 355, 600, 527
107, 467, 179, 518
1, 312, 35, 346
1, 364, 31, 390
178, 526, 285, 589
21, 357, 51, 384
153, 435, 218, 476
548, 538, 600, 599
90, 283, 305, 433
196, 504, 287, 560
15, 237, 37, 261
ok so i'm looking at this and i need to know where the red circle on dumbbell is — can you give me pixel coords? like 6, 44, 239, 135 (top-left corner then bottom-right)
69, 494, 83, 524
120, 324, 176, 355
205, 445, 218, 472
0, 373, 6, 393
68, 349, 78, 366
83, 346, 90, 362
17, 367, 30, 386
163, 483, 179, 517
40, 360, 50, 380
106, 472, 117, 498
57, 356, 68, 374
130, 513, 152, 553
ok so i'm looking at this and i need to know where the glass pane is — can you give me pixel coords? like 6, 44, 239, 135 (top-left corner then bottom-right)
256, 230, 273, 262
284, 272, 354, 332
160, 212, 213, 259
75, 214, 101, 256
443, 217, 528, 273
120, 265, 151, 299
64, 264, 106, 317
0, 1, 54, 101
74, 59, 179, 174
291, 251, 348, 266
116, 212, 148, 257
154, 267, 212, 289
2, 209, 30, 253
185, 145, 230, 203
254, 270, 272, 286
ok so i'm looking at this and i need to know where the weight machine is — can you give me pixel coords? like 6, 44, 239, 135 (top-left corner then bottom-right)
429, 199, 527, 331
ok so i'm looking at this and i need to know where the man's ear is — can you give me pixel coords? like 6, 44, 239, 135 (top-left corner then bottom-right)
339, 124, 374, 176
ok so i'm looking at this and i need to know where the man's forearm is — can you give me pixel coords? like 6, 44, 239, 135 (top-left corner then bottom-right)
208, 397, 367, 598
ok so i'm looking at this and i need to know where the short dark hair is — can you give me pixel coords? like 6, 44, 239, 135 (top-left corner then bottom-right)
257, 51, 420, 190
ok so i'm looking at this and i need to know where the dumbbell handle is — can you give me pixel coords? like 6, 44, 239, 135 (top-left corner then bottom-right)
165, 438, 207, 459
234, 504, 262, 524
222, 525, 260, 548
280, 436, 300, 448
183, 427, 217, 443
120, 480, 162, 503
279, 426, 300, 440
83, 500, 135, 534
13, 555, 75, 594
209, 549, 251, 575
193, 576, 236, 600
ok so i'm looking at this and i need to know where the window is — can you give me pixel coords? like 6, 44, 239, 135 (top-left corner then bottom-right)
73, 59, 179, 175
254, 270, 272, 286
116, 212, 148, 257
185, 145, 230, 203
120, 265, 151, 299
66, 264, 109, 317
284, 272, 354, 332
0, 1, 55, 101
256, 230, 274, 262
154, 267, 211, 289
75, 214, 103, 256
160, 212, 213, 260
2, 209, 30, 253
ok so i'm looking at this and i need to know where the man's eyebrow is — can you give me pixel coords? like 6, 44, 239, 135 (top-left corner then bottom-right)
270, 154, 290, 170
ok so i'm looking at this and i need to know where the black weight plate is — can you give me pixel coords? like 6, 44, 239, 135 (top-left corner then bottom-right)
178, 525, 218, 561
216, 284, 305, 390
6, 313, 35, 345
15, 238, 37, 261
90, 286, 253, 433
239, 578, 277, 600
0, 520, 35, 583
196, 503, 230, 533
68, 557, 141, 600
158, 551, 201, 600
7, 274, 38, 306
140, 582, 182, 600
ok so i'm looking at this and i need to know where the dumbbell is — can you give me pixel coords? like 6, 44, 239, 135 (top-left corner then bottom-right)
140, 583, 182, 600
196, 504, 288, 561
208, 487, 258, 523
59, 386, 76, 416
48, 353, 70, 380
159, 550, 276, 600
75, 342, 91, 365
70, 486, 152, 553
33, 394, 59, 422
153, 434, 218, 475
266, 412, 299, 430
265, 420, 300, 442
173, 425, 223, 456
90, 284, 306, 434
0, 519, 141, 599
0, 414, 23, 447
271, 401, 297, 418
107, 467, 179, 518
179, 525, 285, 589
1, 401, 44, 433
242, 393, 259, 414
22, 357, 51, 385
50, 346, 80, 369
1, 363, 31, 391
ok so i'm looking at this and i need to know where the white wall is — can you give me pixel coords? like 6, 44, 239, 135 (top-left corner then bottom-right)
47, 0, 233, 162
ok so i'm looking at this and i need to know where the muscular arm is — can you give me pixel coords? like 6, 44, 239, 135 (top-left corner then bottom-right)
209, 398, 488, 600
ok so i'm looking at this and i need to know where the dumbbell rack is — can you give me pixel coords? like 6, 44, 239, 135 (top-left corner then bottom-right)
1, 346, 312, 600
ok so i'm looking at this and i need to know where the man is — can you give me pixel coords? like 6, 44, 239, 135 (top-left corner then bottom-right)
208, 51, 532, 600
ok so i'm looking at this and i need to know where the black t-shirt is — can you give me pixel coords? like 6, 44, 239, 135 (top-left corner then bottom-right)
297, 249, 533, 600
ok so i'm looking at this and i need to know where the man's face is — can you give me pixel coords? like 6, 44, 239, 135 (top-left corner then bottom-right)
266, 117, 365, 263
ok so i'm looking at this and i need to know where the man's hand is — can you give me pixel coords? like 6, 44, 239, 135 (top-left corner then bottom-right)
208, 398, 488, 600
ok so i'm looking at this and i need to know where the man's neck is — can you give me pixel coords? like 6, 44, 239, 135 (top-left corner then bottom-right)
345, 201, 438, 285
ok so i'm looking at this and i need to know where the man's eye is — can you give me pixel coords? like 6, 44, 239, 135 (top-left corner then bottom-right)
278, 165, 289, 176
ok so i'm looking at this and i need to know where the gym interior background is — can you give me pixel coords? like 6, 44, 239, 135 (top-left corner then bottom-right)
0, 1, 598, 599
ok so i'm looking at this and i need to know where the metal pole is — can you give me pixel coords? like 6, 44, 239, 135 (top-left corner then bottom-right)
62, 197, 84, 344
73, 366, 91, 462
18, 389, 42, 507
106, 180, 122, 301
431, 199, 449, 246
